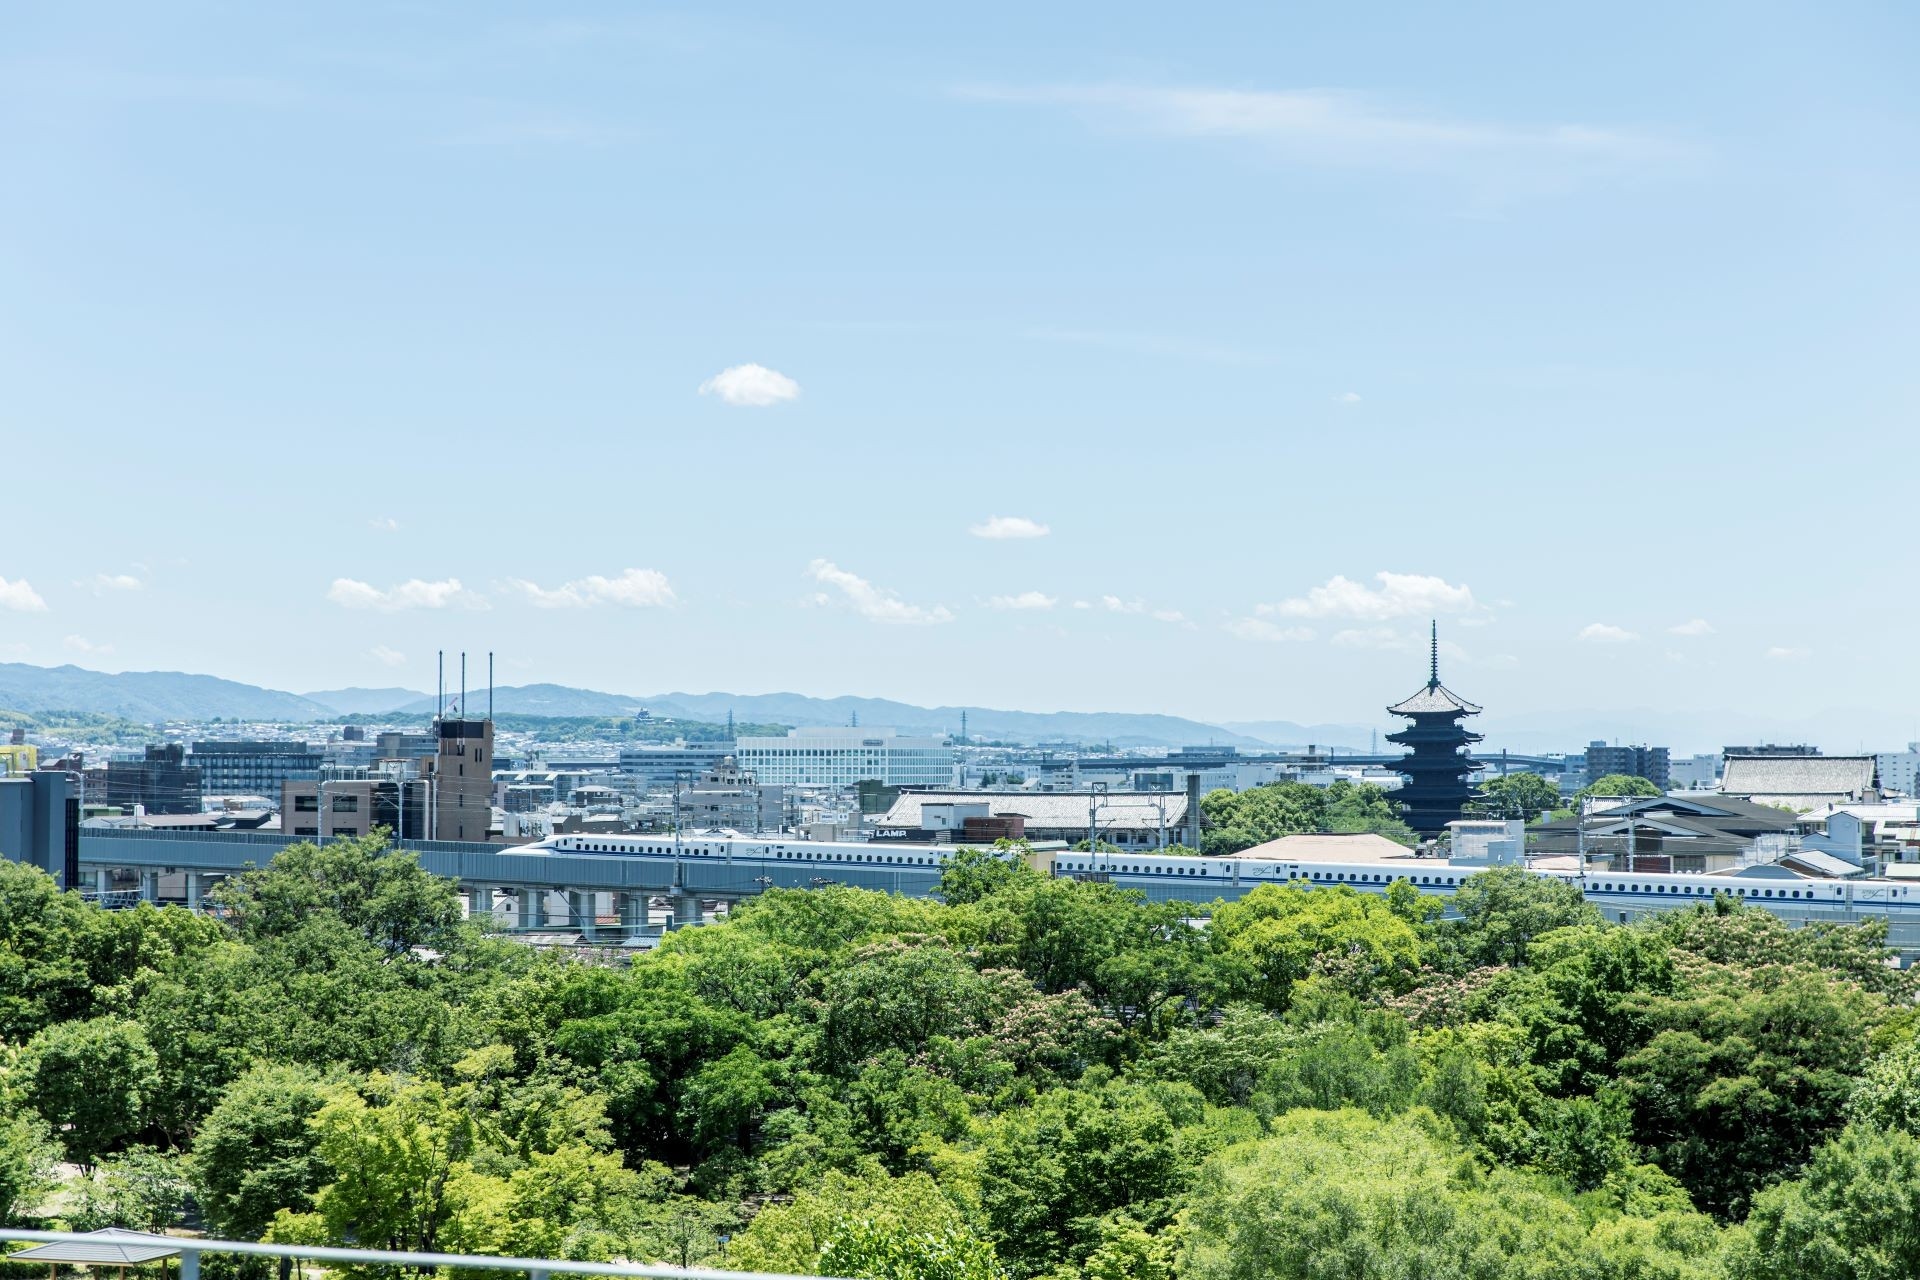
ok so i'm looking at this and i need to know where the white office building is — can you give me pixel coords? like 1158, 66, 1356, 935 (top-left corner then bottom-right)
1878, 745, 1920, 798
733, 727, 955, 788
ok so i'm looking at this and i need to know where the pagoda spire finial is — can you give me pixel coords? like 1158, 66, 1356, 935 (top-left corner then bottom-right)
1429, 619, 1439, 687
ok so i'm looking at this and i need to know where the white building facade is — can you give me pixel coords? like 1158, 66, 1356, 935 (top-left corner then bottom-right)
1878, 745, 1920, 798
733, 727, 956, 788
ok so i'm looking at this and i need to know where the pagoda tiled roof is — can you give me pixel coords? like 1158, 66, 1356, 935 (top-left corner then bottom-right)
1386, 681, 1483, 716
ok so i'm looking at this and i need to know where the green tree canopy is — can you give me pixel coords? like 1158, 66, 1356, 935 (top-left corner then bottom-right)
1580, 774, 1665, 800
1469, 772, 1562, 822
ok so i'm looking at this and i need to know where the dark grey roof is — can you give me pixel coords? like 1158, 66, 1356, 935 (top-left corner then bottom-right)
1386, 682, 1482, 716
6, 1231, 182, 1264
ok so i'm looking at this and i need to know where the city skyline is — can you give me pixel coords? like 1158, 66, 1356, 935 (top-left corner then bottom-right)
2, 3, 1915, 735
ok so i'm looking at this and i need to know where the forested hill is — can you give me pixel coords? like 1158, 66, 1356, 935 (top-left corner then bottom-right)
0, 840, 1914, 1278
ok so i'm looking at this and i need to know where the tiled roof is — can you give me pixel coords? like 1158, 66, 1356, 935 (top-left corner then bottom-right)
1721, 756, 1875, 800
880, 790, 1189, 831
1386, 682, 1482, 716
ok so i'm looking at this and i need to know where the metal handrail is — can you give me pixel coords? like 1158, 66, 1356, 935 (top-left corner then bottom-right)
0, 1230, 841, 1280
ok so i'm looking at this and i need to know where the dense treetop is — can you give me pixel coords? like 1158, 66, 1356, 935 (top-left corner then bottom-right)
2, 833, 1918, 1279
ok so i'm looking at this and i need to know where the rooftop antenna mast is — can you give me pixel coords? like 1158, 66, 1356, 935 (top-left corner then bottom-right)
460, 652, 467, 720
437, 651, 445, 722
488, 651, 494, 723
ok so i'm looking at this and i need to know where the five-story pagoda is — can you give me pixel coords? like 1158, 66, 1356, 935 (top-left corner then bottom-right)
1386, 622, 1483, 836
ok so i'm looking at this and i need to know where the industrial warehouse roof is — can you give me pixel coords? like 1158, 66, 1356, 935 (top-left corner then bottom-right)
5, 1229, 182, 1264
1235, 833, 1418, 863
1721, 756, 1877, 805
879, 790, 1190, 831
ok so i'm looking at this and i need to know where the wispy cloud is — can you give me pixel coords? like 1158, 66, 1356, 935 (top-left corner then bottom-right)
64, 635, 112, 656
700, 363, 800, 407
1669, 618, 1714, 637
0, 577, 47, 612
1765, 645, 1810, 661
987, 591, 1057, 611
1337, 391, 1362, 404
1578, 622, 1639, 644
503, 568, 676, 609
1226, 618, 1314, 644
79, 573, 142, 594
1264, 571, 1477, 622
327, 578, 487, 611
369, 516, 401, 533
959, 83, 1679, 181
368, 645, 407, 667
806, 560, 953, 625
970, 515, 1051, 540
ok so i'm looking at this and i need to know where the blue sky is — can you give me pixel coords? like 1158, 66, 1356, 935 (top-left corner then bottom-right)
1, 2, 1915, 747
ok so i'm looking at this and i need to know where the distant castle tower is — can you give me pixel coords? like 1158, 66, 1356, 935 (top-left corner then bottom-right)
1384, 622, 1483, 836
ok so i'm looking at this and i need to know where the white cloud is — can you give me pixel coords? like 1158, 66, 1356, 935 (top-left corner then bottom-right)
1265, 571, 1477, 622
504, 568, 677, 609
987, 591, 1057, 611
1577, 622, 1639, 644
1152, 609, 1186, 624
368, 645, 407, 667
1669, 618, 1714, 637
959, 84, 1675, 177
327, 577, 487, 611
64, 635, 113, 656
1102, 595, 1146, 614
1227, 619, 1314, 644
80, 573, 142, 594
1765, 646, 1810, 660
1071, 600, 1092, 610
1338, 391, 1362, 404
969, 515, 1051, 540
0, 577, 48, 612
369, 516, 401, 533
806, 559, 954, 625
699, 363, 800, 407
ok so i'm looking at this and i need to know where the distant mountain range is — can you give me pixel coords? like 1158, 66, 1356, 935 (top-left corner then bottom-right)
0, 661, 1374, 747
11, 660, 1884, 754
0, 663, 333, 723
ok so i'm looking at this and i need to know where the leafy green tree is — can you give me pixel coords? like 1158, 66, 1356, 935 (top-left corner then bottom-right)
1469, 773, 1561, 822
1728, 1122, 1920, 1280
729, 1170, 972, 1274
0, 1109, 58, 1225
1207, 884, 1422, 1011
70, 1146, 191, 1232
192, 1063, 335, 1239
1619, 970, 1878, 1217
19, 1014, 160, 1165
1579, 774, 1664, 800
1432, 866, 1602, 970
820, 1220, 1011, 1280
1198, 784, 1325, 855
977, 1077, 1201, 1275
1180, 1109, 1719, 1280
0, 858, 95, 1040
1850, 1037, 1920, 1134
939, 843, 1040, 906
213, 832, 464, 958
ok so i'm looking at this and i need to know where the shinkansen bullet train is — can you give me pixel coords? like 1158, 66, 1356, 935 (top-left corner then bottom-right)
529, 832, 1920, 953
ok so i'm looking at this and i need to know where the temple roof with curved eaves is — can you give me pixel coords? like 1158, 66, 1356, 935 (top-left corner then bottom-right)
1386, 682, 1483, 717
